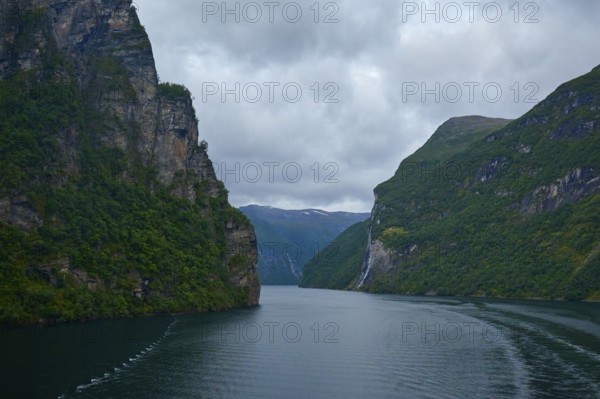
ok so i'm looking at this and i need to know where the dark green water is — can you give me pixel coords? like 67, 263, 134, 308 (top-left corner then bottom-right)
2, 286, 600, 398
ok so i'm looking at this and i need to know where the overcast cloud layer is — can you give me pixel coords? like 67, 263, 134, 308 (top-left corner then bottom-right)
136, 0, 600, 212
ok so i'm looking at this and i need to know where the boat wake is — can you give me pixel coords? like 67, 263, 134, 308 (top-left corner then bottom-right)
57, 317, 177, 398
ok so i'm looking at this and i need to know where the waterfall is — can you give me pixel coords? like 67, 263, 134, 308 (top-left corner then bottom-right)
356, 225, 373, 288
286, 253, 300, 279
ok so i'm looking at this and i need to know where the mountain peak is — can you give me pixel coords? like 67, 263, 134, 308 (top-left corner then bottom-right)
433, 115, 512, 141
407, 116, 512, 163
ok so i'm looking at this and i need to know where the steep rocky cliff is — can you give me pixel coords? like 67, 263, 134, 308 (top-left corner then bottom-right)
304, 66, 600, 300
0, 0, 259, 323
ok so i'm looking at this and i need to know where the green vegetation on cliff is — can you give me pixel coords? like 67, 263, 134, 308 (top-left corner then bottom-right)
300, 221, 369, 289
0, 72, 250, 324
304, 66, 600, 301
0, 1, 258, 324
158, 82, 192, 100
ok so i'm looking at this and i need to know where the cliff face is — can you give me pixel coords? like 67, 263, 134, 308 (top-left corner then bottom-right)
305, 66, 600, 300
1, 0, 209, 190
0, 0, 259, 323
520, 168, 600, 215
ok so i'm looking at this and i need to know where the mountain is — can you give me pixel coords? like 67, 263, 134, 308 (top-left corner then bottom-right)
300, 220, 370, 289
0, 0, 259, 324
301, 65, 600, 301
240, 205, 369, 285
300, 116, 511, 290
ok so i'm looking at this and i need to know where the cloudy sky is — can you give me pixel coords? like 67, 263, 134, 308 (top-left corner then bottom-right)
136, 0, 600, 213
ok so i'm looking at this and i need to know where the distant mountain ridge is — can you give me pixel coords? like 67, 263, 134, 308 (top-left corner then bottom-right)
301, 65, 600, 301
240, 205, 370, 285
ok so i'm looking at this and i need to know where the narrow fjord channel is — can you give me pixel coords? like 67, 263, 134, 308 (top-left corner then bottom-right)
2, 286, 600, 398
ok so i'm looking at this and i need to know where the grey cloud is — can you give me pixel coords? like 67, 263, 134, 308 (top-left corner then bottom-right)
137, 0, 600, 212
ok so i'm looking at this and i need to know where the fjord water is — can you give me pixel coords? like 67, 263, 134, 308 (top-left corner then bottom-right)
2, 287, 600, 398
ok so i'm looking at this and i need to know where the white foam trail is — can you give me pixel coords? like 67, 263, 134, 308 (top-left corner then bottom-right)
68, 317, 177, 396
